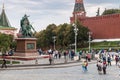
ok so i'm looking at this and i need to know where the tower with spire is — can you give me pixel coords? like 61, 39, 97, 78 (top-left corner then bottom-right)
0, 4, 17, 37
70, 0, 86, 23
0, 4, 11, 27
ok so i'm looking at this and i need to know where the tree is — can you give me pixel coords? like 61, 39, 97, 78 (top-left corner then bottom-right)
0, 33, 14, 55
102, 9, 120, 15
72, 20, 89, 48
56, 23, 70, 48
36, 22, 89, 50
36, 24, 57, 49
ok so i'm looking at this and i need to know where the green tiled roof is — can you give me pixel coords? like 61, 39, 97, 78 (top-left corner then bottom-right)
0, 5, 11, 27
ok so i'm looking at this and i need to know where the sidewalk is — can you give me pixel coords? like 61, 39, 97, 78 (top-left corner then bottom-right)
0, 55, 97, 70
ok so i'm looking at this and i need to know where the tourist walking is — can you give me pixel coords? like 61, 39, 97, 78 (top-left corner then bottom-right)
82, 61, 88, 72
49, 54, 53, 65
107, 56, 111, 66
96, 60, 103, 74
54, 50, 58, 59
118, 61, 120, 76
79, 50, 82, 60
1, 58, 7, 68
84, 61, 88, 71
102, 61, 107, 74
38, 48, 42, 55
115, 55, 119, 66
85, 54, 88, 61
58, 51, 61, 59
71, 50, 75, 60
87, 53, 91, 62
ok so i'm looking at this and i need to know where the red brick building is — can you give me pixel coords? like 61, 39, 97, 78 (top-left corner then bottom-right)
70, 0, 120, 41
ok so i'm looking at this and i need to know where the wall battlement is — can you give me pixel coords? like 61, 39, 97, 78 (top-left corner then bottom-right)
82, 13, 120, 39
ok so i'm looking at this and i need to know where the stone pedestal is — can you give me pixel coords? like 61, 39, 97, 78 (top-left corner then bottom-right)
14, 38, 38, 56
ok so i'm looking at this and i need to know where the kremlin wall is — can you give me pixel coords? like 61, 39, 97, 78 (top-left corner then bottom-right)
83, 14, 120, 39
70, 0, 120, 41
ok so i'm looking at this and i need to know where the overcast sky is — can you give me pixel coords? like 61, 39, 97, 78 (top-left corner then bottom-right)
1, 0, 120, 32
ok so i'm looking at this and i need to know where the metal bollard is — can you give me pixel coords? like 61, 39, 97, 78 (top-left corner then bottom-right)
10, 59, 13, 65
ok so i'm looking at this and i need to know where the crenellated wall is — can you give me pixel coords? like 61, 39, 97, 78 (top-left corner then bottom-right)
81, 14, 120, 39
70, 0, 120, 39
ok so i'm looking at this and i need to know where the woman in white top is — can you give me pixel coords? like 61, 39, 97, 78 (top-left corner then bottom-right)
97, 60, 103, 74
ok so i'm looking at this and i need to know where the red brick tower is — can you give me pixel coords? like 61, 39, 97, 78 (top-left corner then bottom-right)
70, 0, 86, 23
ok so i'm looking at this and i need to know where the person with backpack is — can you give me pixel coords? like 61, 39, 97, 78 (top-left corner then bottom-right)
96, 60, 103, 74
107, 56, 111, 66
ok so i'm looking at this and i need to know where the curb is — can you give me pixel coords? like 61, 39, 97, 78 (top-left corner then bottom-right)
0, 60, 97, 70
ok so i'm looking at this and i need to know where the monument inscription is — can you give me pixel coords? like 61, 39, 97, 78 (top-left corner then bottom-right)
27, 43, 35, 49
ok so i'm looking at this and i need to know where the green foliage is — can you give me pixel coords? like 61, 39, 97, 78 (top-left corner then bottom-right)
0, 33, 14, 54
36, 22, 89, 50
36, 24, 57, 49
75, 20, 89, 47
87, 41, 120, 50
102, 9, 120, 15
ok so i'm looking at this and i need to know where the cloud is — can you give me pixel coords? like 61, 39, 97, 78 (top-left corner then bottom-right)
0, 0, 119, 32
6, 0, 39, 5
85, 0, 118, 4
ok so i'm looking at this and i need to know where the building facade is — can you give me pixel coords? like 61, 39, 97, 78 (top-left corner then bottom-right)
70, 0, 120, 41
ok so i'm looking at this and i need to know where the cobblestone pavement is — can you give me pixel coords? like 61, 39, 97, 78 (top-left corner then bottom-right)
0, 61, 119, 80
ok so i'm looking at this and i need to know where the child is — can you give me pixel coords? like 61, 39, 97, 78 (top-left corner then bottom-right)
84, 61, 88, 71
82, 61, 88, 72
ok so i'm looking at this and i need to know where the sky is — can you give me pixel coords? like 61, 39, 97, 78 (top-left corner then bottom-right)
0, 0, 120, 32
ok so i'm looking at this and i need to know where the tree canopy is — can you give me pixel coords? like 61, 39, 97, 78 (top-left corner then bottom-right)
35, 22, 89, 50
102, 9, 120, 15
0, 33, 14, 54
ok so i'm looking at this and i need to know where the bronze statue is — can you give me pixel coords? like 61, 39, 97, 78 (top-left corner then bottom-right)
18, 14, 36, 38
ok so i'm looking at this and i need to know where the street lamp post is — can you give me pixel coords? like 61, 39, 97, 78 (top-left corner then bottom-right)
88, 32, 92, 52
53, 36, 56, 50
73, 24, 78, 54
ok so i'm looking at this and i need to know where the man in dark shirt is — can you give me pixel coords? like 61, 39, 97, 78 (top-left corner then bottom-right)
1, 58, 7, 68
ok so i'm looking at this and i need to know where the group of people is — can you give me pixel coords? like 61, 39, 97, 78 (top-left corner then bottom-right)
98, 52, 120, 75
82, 58, 120, 75
96, 60, 107, 74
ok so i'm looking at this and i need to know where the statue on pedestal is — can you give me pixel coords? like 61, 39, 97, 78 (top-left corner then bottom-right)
18, 14, 36, 38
